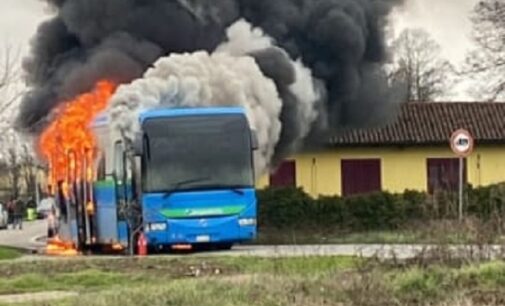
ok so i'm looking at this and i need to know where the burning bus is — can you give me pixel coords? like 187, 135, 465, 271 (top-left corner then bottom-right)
40, 81, 258, 254
19, 0, 404, 254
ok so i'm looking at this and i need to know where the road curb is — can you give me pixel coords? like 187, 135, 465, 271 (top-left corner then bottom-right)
30, 235, 46, 245
26, 235, 46, 254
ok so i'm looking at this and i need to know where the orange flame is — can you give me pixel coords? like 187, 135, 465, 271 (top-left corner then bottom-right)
86, 201, 95, 215
61, 181, 69, 199
86, 149, 94, 182
39, 80, 117, 187
112, 243, 125, 251
46, 236, 79, 256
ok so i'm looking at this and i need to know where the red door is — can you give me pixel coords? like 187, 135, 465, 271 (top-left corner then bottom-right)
427, 158, 467, 193
270, 161, 296, 187
341, 159, 381, 196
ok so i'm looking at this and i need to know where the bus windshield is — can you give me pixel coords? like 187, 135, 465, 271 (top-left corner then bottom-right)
142, 114, 254, 193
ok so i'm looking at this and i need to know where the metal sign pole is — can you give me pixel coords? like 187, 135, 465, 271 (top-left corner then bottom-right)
458, 157, 464, 222
450, 129, 474, 223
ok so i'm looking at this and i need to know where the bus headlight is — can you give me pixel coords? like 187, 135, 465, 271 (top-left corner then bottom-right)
238, 218, 257, 227
148, 223, 167, 231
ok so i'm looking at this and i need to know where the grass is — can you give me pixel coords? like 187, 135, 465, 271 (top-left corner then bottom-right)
0, 270, 138, 295
0, 256, 358, 297
55, 280, 276, 306
220, 256, 360, 275
391, 261, 505, 304
255, 219, 505, 245
0, 247, 22, 261
0, 256, 357, 306
393, 267, 453, 300
1, 256, 505, 305
0, 256, 358, 280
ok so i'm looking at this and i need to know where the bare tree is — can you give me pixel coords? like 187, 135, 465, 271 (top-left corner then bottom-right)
465, 0, 505, 101
0, 131, 22, 199
21, 144, 38, 199
0, 43, 22, 114
0, 43, 26, 198
389, 28, 454, 102
0, 131, 40, 200
6, 148, 22, 199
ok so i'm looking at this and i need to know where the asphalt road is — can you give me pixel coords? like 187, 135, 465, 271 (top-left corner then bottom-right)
0, 220, 46, 251
0, 221, 503, 260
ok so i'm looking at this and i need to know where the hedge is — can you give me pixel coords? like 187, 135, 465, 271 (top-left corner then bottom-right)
257, 184, 505, 231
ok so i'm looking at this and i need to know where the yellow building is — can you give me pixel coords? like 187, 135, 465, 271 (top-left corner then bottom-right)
261, 102, 505, 197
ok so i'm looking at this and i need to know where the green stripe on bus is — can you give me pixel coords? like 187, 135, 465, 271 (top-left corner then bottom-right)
160, 205, 245, 218
93, 180, 116, 188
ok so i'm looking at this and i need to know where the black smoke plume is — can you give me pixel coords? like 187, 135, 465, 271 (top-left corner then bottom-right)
17, 0, 403, 168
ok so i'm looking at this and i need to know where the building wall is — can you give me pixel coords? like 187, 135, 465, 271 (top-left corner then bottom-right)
257, 145, 505, 197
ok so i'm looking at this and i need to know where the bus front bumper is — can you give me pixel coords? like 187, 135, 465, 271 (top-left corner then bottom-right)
144, 216, 256, 246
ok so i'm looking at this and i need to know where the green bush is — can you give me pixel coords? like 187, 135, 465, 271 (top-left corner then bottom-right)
401, 190, 428, 220
257, 188, 413, 231
257, 184, 505, 231
467, 184, 505, 219
257, 187, 315, 228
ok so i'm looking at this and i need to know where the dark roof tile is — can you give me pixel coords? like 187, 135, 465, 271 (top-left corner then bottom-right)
330, 102, 505, 146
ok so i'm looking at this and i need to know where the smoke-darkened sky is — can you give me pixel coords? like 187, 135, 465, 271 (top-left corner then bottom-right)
0, 0, 481, 168
0, 0, 480, 114
0, 0, 477, 65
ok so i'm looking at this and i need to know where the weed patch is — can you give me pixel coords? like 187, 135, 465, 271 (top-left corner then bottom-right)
0, 247, 21, 261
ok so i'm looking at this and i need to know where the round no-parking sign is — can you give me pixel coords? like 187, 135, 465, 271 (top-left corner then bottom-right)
450, 129, 474, 157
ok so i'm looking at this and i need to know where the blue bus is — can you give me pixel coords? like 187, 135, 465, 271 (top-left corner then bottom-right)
55, 107, 258, 253
135, 107, 258, 250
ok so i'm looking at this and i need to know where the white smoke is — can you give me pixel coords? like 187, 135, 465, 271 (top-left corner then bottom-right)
289, 60, 320, 148
109, 54, 282, 174
216, 19, 273, 55
218, 20, 320, 157
108, 19, 319, 176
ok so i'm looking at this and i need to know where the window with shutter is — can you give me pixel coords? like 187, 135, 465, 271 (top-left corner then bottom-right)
270, 161, 296, 187
341, 159, 381, 196
427, 158, 466, 194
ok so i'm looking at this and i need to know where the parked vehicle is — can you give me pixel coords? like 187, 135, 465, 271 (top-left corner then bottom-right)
0, 203, 8, 229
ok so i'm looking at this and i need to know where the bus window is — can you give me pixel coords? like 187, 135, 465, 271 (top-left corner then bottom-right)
114, 141, 125, 183
96, 154, 106, 181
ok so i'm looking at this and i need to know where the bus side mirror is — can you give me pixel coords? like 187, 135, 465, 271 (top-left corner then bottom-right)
133, 132, 143, 156
251, 130, 259, 151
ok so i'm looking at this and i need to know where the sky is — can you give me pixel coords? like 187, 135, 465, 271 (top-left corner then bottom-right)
0, 0, 481, 102
0, 0, 49, 52
392, 0, 478, 65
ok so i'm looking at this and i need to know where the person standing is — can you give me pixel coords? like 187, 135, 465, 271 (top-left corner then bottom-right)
6, 198, 14, 229
13, 199, 24, 230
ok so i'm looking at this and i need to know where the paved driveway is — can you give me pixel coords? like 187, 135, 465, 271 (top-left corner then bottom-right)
0, 220, 46, 251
